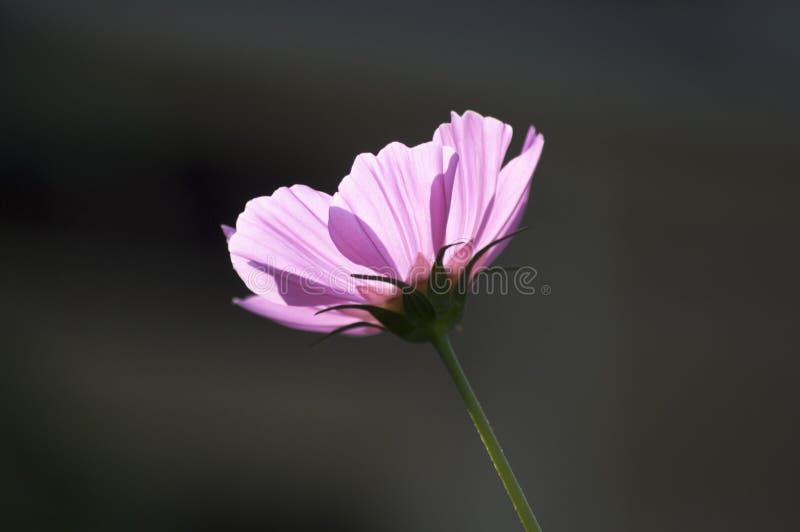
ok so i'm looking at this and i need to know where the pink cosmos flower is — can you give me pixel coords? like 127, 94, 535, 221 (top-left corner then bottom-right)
223, 110, 544, 341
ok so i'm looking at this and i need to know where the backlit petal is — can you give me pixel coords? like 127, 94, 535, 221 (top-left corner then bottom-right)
434, 110, 513, 247
234, 295, 381, 336
477, 126, 544, 267
328, 141, 459, 279
228, 184, 366, 304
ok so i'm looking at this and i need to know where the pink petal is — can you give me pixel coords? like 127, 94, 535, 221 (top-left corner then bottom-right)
234, 295, 381, 336
221, 224, 236, 242
478, 126, 545, 267
228, 185, 368, 304
434, 110, 513, 248
328, 141, 459, 279
445, 241, 474, 273
227, 185, 386, 334
406, 252, 431, 287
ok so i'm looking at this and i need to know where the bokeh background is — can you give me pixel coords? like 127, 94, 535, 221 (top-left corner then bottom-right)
3, 1, 799, 531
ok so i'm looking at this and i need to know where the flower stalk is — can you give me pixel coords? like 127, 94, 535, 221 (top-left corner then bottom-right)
431, 335, 543, 532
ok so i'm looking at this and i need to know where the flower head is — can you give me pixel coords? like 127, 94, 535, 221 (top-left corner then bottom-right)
224, 111, 544, 341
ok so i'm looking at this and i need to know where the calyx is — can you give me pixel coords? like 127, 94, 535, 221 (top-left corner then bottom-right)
314, 228, 527, 344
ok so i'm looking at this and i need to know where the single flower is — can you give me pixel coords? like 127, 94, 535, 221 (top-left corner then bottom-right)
223, 110, 548, 532
224, 110, 544, 342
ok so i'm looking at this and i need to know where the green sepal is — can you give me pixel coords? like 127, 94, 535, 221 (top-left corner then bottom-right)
350, 273, 436, 327
310, 321, 384, 346
402, 290, 436, 323
457, 227, 528, 296
427, 241, 463, 310
350, 274, 415, 293
315, 303, 417, 340
435, 240, 465, 267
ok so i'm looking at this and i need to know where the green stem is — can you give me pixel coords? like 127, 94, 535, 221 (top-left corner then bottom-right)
431, 335, 542, 532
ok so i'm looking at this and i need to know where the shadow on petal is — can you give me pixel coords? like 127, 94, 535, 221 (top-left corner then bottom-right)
328, 206, 401, 278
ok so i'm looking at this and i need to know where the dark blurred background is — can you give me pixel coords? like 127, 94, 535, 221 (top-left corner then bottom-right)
2, 1, 798, 531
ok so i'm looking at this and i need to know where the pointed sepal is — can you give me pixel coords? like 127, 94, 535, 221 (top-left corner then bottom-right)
310, 322, 384, 346
427, 241, 463, 311
315, 303, 421, 341
351, 274, 415, 292
457, 227, 528, 296
352, 273, 436, 328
